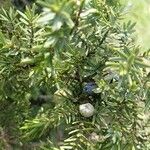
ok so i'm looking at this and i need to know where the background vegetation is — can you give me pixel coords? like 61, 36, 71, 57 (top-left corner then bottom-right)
122, 0, 150, 50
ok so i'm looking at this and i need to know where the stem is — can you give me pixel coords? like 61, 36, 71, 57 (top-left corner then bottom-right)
99, 27, 110, 46
29, 25, 34, 49
70, 0, 85, 34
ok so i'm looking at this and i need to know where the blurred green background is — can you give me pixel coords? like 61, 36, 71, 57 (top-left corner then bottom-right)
122, 0, 150, 51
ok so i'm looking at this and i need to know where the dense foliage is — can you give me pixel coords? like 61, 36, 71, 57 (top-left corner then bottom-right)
0, 0, 150, 149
